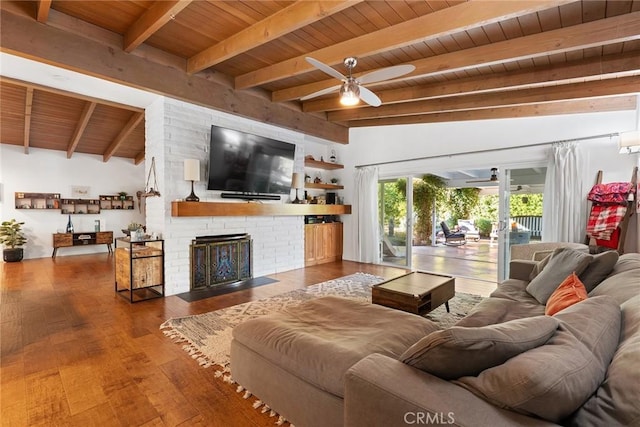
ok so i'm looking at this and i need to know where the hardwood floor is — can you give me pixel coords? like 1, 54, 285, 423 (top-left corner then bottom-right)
0, 255, 494, 426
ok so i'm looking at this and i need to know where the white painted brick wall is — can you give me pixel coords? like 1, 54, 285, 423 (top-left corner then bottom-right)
145, 97, 309, 295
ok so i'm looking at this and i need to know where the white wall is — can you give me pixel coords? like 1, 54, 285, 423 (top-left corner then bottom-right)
0, 145, 145, 259
145, 97, 337, 296
343, 111, 639, 260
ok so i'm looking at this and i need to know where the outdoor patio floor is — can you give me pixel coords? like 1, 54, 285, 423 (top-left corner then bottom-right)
384, 239, 499, 297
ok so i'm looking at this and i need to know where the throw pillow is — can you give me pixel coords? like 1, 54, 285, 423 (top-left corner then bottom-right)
455, 296, 621, 423
529, 253, 552, 281
526, 248, 593, 304
399, 316, 558, 380
545, 272, 588, 316
579, 250, 619, 292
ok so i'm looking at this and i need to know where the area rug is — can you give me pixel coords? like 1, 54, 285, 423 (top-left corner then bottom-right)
160, 272, 484, 371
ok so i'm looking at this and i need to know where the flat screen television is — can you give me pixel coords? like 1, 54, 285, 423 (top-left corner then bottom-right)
207, 125, 296, 196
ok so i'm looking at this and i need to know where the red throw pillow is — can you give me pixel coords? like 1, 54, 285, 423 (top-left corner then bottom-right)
545, 272, 588, 316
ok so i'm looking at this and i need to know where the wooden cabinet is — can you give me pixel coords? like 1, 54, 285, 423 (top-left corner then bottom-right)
96, 232, 113, 245
53, 233, 73, 249
304, 222, 343, 266
15, 192, 61, 209
52, 231, 113, 257
115, 238, 164, 302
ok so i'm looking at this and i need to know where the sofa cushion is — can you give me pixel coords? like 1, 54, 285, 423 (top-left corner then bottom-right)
526, 248, 593, 304
545, 272, 587, 316
400, 316, 558, 380
455, 296, 544, 327
455, 296, 621, 423
578, 250, 619, 292
232, 296, 438, 398
490, 279, 540, 305
589, 269, 640, 305
607, 252, 640, 277
568, 295, 640, 426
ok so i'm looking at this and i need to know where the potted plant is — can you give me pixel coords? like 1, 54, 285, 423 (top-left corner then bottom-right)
0, 219, 27, 262
118, 191, 128, 201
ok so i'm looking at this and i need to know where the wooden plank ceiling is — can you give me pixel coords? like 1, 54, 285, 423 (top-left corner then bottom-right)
1, 0, 639, 162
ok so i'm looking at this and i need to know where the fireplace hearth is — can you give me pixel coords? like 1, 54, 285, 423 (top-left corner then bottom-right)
190, 233, 252, 290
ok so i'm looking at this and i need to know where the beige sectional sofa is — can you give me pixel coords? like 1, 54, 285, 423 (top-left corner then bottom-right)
231, 251, 640, 427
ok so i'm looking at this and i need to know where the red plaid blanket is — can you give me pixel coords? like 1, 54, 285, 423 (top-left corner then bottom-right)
587, 182, 634, 204
586, 204, 627, 240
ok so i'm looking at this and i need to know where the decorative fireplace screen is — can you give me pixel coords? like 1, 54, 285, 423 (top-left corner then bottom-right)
190, 233, 252, 290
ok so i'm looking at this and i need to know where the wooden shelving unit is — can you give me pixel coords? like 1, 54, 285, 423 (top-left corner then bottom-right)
171, 201, 351, 217
15, 192, 61, 209
99, 195, 135, 210
60, 198, 101, 214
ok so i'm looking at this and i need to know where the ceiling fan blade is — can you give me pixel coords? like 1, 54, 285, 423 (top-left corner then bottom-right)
358, 64, 416, 84
358, 86, 382, 107
305, 57, 345, 81
300, 84, 341, 101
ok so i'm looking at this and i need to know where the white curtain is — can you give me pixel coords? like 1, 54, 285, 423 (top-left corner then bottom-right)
354, 166, 380, 263
542, 141, 587, 242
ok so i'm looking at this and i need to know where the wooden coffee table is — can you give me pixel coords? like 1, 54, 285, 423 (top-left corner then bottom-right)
372, 271, 455, 315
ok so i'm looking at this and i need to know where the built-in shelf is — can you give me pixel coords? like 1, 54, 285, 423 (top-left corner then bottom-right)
304, 158, 344, 170
171, 201, 352, 217
305, 182, 344, 190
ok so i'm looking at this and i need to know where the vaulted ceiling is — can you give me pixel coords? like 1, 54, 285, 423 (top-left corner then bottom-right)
1, 0, 639, 163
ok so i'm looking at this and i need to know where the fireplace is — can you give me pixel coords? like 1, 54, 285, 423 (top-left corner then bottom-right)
190, 233, 252, 290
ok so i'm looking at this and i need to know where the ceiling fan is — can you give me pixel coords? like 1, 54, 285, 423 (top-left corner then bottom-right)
301, 57, 415, 107
466, 168, 500, 184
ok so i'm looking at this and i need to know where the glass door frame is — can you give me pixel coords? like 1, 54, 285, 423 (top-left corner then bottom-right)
497, 164, 547, 281
497, 169, 512, 281
378, 176, 413, 269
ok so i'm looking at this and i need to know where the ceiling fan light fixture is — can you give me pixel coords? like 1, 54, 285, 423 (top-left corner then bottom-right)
339, 80, 360, 106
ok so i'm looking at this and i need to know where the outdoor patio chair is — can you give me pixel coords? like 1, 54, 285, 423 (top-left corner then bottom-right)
440, 221, 467, 246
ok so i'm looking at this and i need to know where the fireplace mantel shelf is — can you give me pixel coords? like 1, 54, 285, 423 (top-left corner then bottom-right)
171, 201, 352, 217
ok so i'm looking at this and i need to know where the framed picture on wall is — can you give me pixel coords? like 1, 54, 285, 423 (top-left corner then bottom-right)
71, 185, 90, 198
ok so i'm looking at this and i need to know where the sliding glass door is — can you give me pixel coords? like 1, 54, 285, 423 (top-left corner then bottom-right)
378, 177, 413, 268
498, 167, 546, 280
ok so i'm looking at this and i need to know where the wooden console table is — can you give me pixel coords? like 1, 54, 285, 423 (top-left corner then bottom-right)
52, 231, 114, 258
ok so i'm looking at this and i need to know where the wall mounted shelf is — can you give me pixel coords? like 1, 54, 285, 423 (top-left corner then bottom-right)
304, 158, 344, 170
305, 182, 344, 190
171, 201, 351, 217
15, 192, 61, 209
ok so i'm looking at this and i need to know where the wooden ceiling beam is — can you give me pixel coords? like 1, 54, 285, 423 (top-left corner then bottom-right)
328, 75, 640, 121
23, 87, 33, 154
124, 0, 192, 53
67, 101, 96, 159
347, 96, 637, 127
275, 11, 640, 102
303, 52, 640, 113
0, 9, 348, 143
236, 0, 574, 89
103, 112, 144, 162
134, 152, 145, 165
0, 77, 144, 112
188, 0, 360, 74
36, 0, 51, 23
